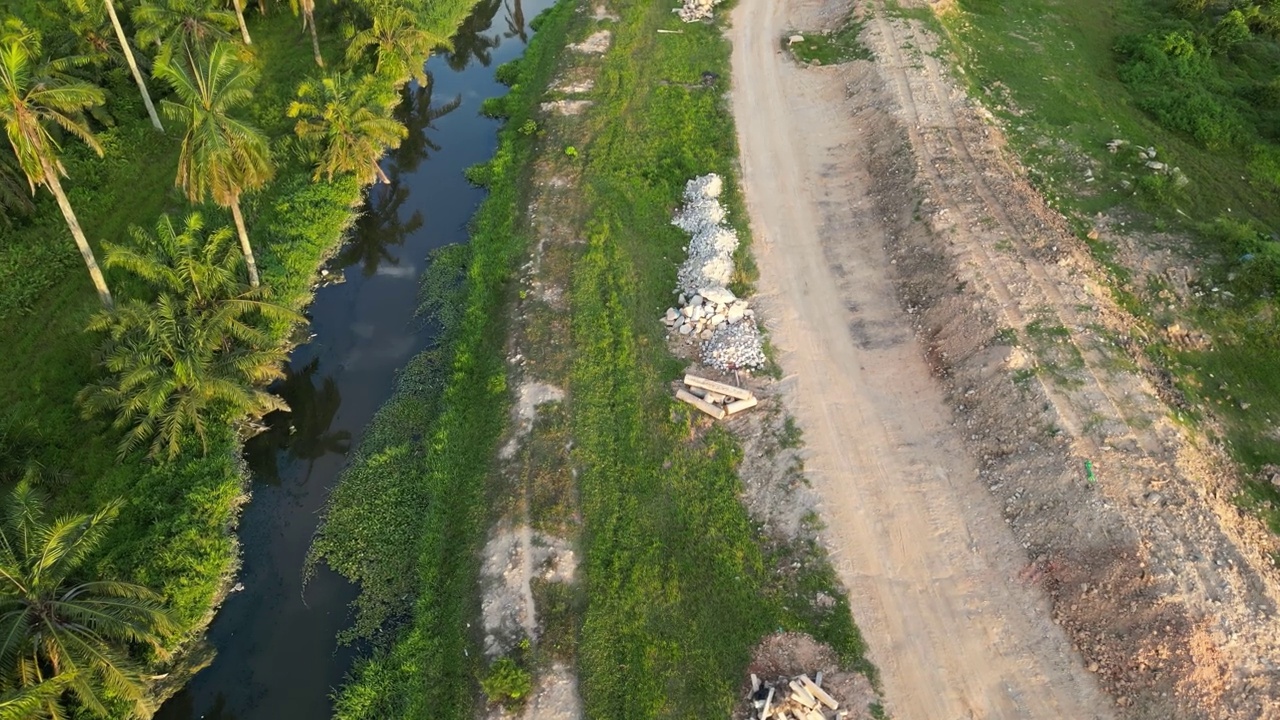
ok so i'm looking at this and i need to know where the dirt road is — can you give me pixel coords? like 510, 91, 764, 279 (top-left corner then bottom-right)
726, 1, 1117, 717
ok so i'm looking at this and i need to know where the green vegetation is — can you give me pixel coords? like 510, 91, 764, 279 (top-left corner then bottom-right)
786, 15, 873, 65
320, 5, 575, 718
0, 479, 176, 718
479, 655, 533, 705
320, 0, 877, 716
936, 0, 1280, 516
0, 0, 482, 714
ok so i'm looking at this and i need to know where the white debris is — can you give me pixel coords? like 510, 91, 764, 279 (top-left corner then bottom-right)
675, 0, 722, 23
662, 174, 766, 371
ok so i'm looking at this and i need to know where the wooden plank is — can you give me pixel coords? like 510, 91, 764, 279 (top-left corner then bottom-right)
799, 675, 838, 710
683, 374, 754, 400
789, 681, 817, 708
676, 389, 726, 419
751, 673, 760, 694
725, 396, 758, 414
761, 686, 775, 719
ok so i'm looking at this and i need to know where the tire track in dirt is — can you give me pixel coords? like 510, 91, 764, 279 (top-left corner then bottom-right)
727, 0, 1116, 717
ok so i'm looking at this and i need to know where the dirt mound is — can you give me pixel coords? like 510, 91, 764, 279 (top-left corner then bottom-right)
741, 633, 878, 720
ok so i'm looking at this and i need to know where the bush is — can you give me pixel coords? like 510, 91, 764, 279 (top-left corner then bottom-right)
480, 657, 533, 705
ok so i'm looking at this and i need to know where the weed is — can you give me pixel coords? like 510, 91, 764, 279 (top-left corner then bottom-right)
785, 15, 873, 66
480, 656, 533, 705
780, 415, 804, 449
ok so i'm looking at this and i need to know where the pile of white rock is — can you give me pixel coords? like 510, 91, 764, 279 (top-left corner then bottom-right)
662, 174, 766, 371
675, 0, 721, 23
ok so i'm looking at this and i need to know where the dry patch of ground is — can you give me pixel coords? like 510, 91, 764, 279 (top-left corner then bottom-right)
730, 0, 1280, 716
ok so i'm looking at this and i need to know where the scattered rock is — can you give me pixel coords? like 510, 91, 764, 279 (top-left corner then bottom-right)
675, 0, 721, 22
789, 34, 805, 45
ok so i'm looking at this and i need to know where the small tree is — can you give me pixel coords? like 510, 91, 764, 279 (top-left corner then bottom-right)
288, 72, 405, 184
0, 479, 176, 718
79, 212, 297, 459
0, 20, 114, 308
347, 1, 451, 86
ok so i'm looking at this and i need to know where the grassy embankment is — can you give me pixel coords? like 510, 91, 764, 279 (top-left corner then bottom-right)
0, 0, 480, 658
316, 0, 877, 718
926, 0, 1280, 531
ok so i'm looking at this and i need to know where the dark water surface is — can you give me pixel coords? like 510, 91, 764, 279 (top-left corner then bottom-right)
155, 1, 549, 717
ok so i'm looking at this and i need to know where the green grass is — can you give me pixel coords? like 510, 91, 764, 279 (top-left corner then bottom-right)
934, 0, 1280, 513
785, 15, 873, 66
569, 0, 874, 714
324, 0, 877, 716
0, 0, 484, 688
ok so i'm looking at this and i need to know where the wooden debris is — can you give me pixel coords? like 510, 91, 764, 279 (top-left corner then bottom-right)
800, 675, 838, 710
676, 389, 726, 419
684, 373, 753, 400
674, 373, 758, 419
746, 670, 844, 720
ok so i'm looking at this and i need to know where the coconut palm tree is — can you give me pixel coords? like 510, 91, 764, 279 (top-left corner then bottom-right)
227, 0, 252, 44
157, 41, 273, 286
0, 478, 176, 718
62, 0, 165, 130
287, 71, 405, 184
347, 1, 451, 87
288, 0, 324, 67
0, 20, 114, 308
79, 212, 297, 459
134, 0, 237, 72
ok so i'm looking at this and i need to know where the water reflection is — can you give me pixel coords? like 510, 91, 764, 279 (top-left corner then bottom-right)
244, 357, 351, 486
392, 77, 462, 174
336, 175, 425, 277
503, 0, 527, 42
445, 0, 504, 71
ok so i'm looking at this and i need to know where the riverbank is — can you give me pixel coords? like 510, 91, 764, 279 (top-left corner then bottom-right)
316, 0, 883, 717
0, 0, 486, 709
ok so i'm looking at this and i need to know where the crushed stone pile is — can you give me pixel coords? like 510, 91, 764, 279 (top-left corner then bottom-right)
675, 0, 722, 22
662, 174, 765, 371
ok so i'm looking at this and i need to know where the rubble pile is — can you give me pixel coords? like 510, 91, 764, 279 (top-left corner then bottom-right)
664, 174, 766, 370
748, 671, 847, 720
675, 0, 722, 23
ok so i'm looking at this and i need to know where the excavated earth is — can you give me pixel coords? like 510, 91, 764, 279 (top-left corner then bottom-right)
729, 0, 1280, 718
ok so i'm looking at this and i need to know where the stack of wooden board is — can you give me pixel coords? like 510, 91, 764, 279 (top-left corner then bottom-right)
675, 374, 758, 420
747, 672, 843, 720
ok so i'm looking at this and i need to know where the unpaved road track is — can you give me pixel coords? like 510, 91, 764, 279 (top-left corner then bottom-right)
726, 0, 1116, 717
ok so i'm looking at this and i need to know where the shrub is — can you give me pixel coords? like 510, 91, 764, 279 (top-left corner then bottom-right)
480, 657, 532, 705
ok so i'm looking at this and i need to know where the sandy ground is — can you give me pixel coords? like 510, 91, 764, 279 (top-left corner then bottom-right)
728, 0, 1119, 717
730, 0, 1280, 716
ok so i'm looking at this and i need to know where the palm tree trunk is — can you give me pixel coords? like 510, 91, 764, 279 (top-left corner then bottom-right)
229, 196, 261, 287
374, 159, 390, 184
103, 0, 163, 132
41, 160, 113, 308
231, 0, 253, 45
306, 10, 324, 67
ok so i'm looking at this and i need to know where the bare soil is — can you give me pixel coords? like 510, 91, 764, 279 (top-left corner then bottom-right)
729, 0, 1280, 717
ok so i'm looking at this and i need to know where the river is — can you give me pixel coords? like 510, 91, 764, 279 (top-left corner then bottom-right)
154, 1, 550, 716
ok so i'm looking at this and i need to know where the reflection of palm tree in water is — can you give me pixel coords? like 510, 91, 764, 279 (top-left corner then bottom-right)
503, 0, 526, 43
244, 358, 351, 485
392, 75, 462, 174
337, 173, 425, 276
445, 0, 503, 71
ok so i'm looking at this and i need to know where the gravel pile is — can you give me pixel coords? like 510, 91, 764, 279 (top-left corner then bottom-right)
675, 0, 721, 22
663, 174, 765, 371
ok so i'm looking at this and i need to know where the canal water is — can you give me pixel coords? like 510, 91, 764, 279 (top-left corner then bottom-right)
155, 1, 549, 716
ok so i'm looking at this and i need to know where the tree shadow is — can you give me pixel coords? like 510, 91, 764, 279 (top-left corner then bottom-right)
244, 357, 350, 486
443, 0, 504, 72
334, 173, 425, 277
391, 75, 462, 175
